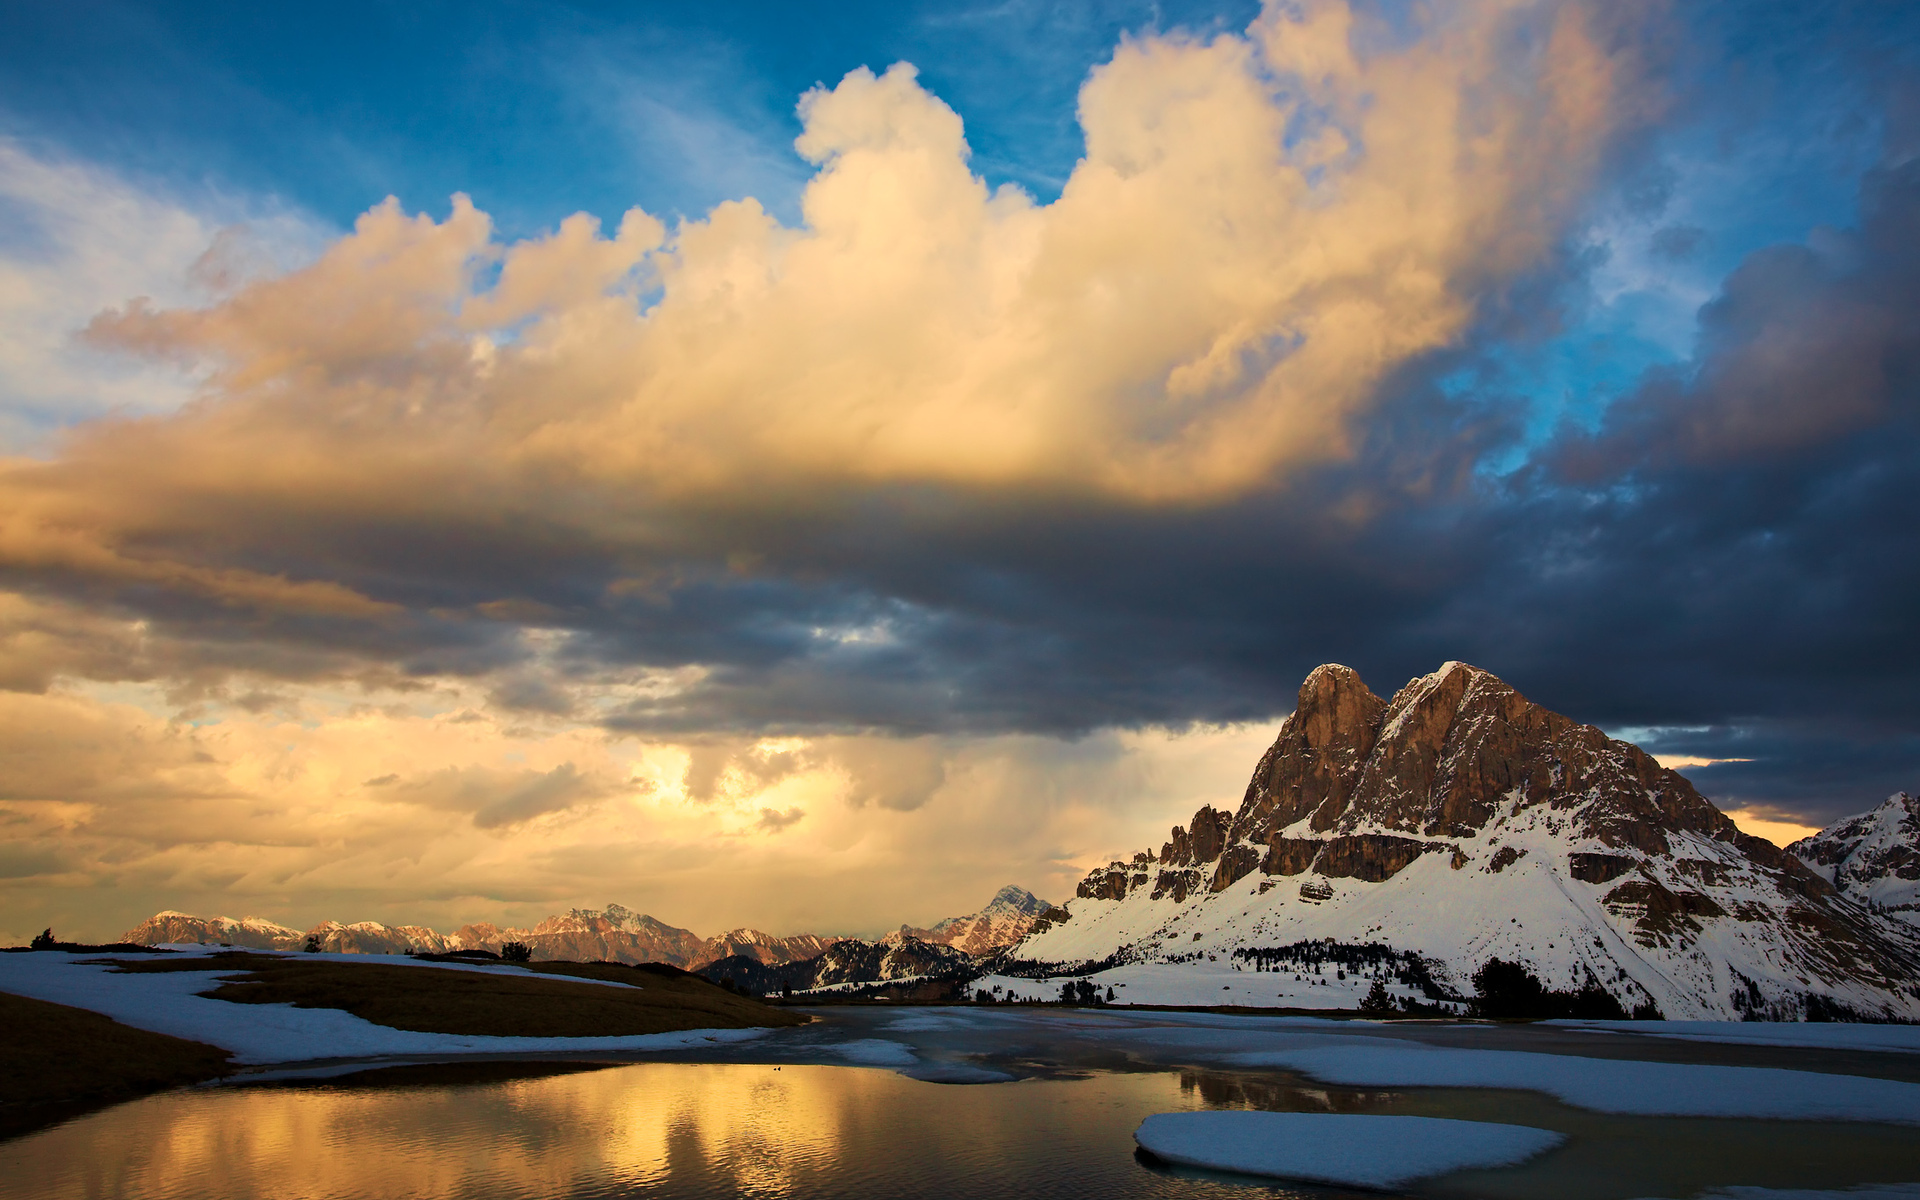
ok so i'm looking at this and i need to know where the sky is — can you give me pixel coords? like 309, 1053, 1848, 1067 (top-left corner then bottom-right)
1, 0, 1916, 943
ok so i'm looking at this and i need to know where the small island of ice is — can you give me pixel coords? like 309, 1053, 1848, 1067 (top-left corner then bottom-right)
1133, 1111, 1564, 1189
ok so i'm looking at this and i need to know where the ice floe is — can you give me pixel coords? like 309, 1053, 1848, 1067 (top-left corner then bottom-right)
1134, 1111, 1562, 1188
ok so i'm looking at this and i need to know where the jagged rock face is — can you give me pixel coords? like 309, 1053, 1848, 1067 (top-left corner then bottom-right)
1027, 661, 1920, 1020
901, 885, 1055, 955
1791, 793, 1920, 926
1219, 662, 1744, 895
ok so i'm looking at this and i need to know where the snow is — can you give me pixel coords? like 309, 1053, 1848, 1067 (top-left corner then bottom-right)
1222, 1044, 1920, 1123
969, 961, 1442, 1010
1549, 1020, 1920, 1054
1010, 800, 1920, 1022
1133, 1111, 1563, 1188
1789, 793, 1920, 926
0, 950, 766, 1065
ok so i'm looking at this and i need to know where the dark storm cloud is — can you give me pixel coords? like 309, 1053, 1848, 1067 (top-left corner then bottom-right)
1634, 725, 1920, 825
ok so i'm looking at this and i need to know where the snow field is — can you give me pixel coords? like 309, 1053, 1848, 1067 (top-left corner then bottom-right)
1133, 1111, 1563, 1189
1015, 822, 1920, 1021
0, 951, 766, 1064
970, 960, 1432, 1009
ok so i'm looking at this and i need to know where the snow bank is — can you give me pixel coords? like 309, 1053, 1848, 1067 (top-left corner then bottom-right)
0, 951, 766, 1065
1227, 1045, 1920, 1123
1134, 1112, 1562, 1188
1550, 1020, 1920, 1055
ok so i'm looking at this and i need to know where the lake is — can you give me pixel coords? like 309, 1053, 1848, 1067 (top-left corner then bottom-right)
5, 1007, 1920, 1200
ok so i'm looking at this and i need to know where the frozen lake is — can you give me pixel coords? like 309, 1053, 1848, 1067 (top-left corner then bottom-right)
6, 1006, 1920, 1199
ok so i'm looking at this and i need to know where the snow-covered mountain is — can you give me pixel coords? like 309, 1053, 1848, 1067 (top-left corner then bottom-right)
121, 903, 843, 969
303, 920, 458, 954
698, 929, 976, 995
1790, 793, 1920, 926
1008, 662, 1920, 1021
121, 911, 307, 951
900, 885, 1058, 955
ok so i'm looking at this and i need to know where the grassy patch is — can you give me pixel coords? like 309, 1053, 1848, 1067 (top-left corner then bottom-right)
104, 953, 807, 1037
0, 991, 232, 1140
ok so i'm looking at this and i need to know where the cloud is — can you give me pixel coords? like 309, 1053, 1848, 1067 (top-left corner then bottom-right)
755, 806, 805, 832
0, 0, 1635, 631
1553, 161, 1920, 474
0, 676, 1281, 941
6, 0, 1918, 936
0, 139, 326, 453
394, 762, 612, 830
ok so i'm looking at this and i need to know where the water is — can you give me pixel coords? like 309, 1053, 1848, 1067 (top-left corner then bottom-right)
7, 1008, 1920, 1199
1, 1064, 1331, 1200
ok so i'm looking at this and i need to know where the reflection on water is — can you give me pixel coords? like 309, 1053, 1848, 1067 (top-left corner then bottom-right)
5, 1060, 1919, 1200
0, 1064, 1340, 1200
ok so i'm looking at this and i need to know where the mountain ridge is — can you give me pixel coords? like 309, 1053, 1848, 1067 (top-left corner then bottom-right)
1010, 661, 1920, 1020
118, 884, 1049, 968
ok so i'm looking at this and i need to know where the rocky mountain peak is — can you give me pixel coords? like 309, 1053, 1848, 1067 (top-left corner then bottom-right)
984, 885, 1046, 916
1048, 660, 1919, 1019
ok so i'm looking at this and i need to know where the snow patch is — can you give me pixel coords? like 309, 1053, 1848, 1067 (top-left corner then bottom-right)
1134, 1111, 1562, 1188
0, 951, 762, 1064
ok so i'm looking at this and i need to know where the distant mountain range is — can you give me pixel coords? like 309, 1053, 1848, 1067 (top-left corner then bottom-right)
120, 887, 1054, 970
1008, 662, 1920, 1021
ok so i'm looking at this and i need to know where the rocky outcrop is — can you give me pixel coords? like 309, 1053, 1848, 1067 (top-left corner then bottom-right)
1791, 793, 1920, 926
1016, 661, 1920, 1020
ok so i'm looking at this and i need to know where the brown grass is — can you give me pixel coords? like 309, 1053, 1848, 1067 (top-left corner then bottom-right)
104, 953, 807, 1037
0, 991, 233, 1140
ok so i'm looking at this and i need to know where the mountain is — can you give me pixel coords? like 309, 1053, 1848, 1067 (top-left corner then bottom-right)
1009, 661, 1920, 1021
121, 911, 305, 951
700, 930, 977, 996
453, 906, 711, 967
121, 903, 843, 969
1790, 794, 1920, 926
304, 920, 458, 954
899, 885, 1058, 955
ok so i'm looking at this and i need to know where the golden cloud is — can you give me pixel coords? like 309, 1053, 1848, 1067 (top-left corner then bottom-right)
0, 0, 1639, 626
